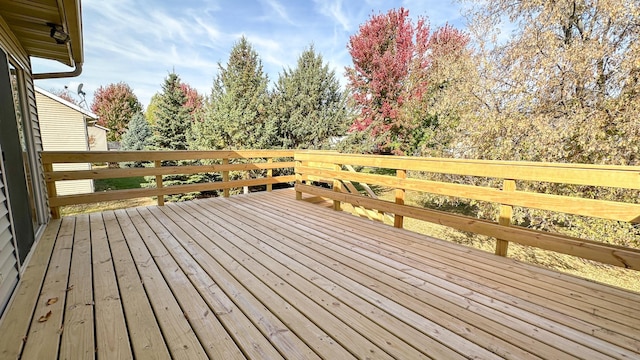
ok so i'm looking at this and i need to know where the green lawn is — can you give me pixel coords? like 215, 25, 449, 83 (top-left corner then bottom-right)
61, 176, 152, 217
94, 176, 146, 191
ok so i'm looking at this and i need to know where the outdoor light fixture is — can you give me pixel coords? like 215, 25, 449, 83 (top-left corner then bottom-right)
48, 23, 70, 44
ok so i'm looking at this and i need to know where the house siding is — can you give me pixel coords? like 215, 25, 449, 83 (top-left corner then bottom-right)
36, 93, 93, 195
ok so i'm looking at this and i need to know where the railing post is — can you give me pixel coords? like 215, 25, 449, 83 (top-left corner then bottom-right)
154, 160, 164, 206
394, 169, 406, 228
333, 164, 342, 211
222, 158, 230, 198
496, 179, 516, 256
295, 160, 302, 200
267, 157, 273, 192
43, 161, 60, 219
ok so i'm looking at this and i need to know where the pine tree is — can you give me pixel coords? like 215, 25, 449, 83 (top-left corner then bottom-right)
152, 72, 191, 151
148, 72, 215, 201
192, 37, 275, 150
121, 112, 152, 151
120, 112, 152, 167
272, 45, 350, 149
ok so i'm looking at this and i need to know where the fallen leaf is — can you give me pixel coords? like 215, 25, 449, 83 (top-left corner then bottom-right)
38, 311, 52, 322
46, 297, 58, 305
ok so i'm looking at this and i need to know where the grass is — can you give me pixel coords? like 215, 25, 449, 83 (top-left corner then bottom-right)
373, 188, 640, 293
94, 176, 146, 191
61, 197, 156, 217
61, 176, 153, 217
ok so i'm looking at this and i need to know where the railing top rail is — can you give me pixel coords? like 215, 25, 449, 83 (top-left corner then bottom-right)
295, 151, 640, 171
42, 150, 296, 163
295, 152, 640, 190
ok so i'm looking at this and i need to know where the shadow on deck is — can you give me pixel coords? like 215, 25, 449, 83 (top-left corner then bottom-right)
1, 189, 639, 359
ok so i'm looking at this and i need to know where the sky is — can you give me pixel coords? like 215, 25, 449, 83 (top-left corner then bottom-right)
32, 0, 468, 110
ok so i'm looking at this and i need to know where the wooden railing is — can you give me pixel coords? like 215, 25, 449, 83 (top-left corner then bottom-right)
41, 149, 640, 270
42, 150, 295, 219
294, 151, 640, 270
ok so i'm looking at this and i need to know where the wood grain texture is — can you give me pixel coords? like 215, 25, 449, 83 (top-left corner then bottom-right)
296, 184, 640, 270
2, 190, 639, 359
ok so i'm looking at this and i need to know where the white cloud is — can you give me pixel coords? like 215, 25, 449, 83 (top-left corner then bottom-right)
313, 0, 352, 32
260, 0, 293, 24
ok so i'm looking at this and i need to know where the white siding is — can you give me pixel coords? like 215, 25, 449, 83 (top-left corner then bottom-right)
0, 149, 19, 315
36, 93, 93, 195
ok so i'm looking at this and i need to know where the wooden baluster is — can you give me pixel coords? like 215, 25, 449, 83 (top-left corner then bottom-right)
154, 160, 164, 206
267, 158, 273, 192
496, 179, 516, 256
333, 164, 342, 211
43, 161, 60, 219
222, 158, 230, 198
295, 160, 302, 200
394, 169, 406, 228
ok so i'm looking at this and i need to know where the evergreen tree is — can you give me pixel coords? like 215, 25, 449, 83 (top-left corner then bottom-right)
152, 72, 192, 151
192, 37, 275, 150
272, 45, 350, 149
148, 72, 215, 201
121, 112, 152, 151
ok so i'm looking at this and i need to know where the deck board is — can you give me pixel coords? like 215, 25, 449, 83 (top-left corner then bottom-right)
89, 212, 132, 359
1, 189, 639, 359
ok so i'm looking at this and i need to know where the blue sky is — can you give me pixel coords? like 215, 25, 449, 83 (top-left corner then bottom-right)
33, 0, 467, 109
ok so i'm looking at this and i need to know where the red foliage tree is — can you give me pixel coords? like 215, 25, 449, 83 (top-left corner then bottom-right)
179, 83, 204, 118
91, 82, 142, 141
346, 8, 469, 154
50, 88, 79, 105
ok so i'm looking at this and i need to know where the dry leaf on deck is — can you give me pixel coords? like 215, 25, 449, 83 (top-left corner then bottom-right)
46, 297, 58, 305
38, 311, 52, 322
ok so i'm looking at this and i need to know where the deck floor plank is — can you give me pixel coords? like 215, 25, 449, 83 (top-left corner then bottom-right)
117, 208, 208, 360
226, 196, 564, 359
0, 219, 61, 359
2, 189, 639, 359
247, 193, 640, 359
274, 190, 640, 309
171, 201, 396, 360
21, 217, 75, 360
133, 207, 252, 360
183, 200, 452, 360
267, 191, 640, 355
153, 204, 357, 360
89, 212, 132, 359
102, 211, 171, 359
60, 214, 95, 359
271, 191, 640, 322
195, 198, 497, 359
149, 205, 331, 360
147, 206, 294, 360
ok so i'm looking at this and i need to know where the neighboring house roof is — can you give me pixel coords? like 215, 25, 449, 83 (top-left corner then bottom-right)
0, 0, 83, 67
34, 86, 98, 120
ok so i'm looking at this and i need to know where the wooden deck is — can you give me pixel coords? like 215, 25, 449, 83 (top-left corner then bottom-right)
1, 190, 639, 359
